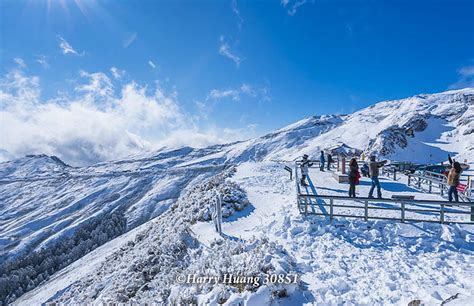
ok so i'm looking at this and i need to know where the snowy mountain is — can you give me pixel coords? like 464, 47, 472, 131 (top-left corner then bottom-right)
1, 88, 473, 304
192, 87, 473, 164
257, 88, 473, 163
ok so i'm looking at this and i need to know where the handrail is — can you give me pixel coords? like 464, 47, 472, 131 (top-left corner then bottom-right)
407, 172, 473, 202
298, 193, 474, 207
297, 193, 474, 223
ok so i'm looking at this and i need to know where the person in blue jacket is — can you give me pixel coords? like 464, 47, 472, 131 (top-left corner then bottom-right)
319, 151, 325, 171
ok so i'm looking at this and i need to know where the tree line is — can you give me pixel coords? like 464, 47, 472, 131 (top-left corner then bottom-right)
0, 210, 127, 305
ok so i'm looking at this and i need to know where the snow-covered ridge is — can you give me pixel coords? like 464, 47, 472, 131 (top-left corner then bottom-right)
1, 88, 473, 304
282, 88, 473, 162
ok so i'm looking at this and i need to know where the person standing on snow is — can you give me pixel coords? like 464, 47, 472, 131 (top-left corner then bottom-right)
327, 153, 333, 170
348, 158, 360, 197
361, 163, 370, 178
368, 155, 387, 198
319, 151, 326, 171
300, 154, 313, 186
447, 154, 462, 202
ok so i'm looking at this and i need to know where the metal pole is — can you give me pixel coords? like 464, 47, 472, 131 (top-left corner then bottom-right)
295, 163, 299, 211
440, 204, 444, 224
330, 198, 334, 221
401, 202, 405, 222
305, 197, 308, 215
364, 200, 368, 221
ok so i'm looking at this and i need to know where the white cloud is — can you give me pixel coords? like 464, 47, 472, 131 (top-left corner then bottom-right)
58, 35, 82, 56
449, 65, 474, 89
148, 60, 156, 69
231, 0, 244, 31
208, 88, 241, 101
207, 83, 271, 102
0, 70, 186, 165
160, 124, 258, 149
282, 0, 312, 16
0, 69, 257, 166
14, 58, 26, 69
218, 36, 242, 67
76, 70, 114, 98
123, 32, 137, 48
459, 66, 474, 77
110, 67, 125, 79
36, 55, 49, 69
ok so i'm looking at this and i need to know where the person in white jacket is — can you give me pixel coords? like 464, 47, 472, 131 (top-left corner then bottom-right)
300, 154, 313, 186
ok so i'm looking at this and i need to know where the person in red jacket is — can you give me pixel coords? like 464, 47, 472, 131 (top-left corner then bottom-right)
348, 158, 360, 197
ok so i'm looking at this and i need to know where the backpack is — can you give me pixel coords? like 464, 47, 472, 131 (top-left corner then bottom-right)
355, 171, 361, 185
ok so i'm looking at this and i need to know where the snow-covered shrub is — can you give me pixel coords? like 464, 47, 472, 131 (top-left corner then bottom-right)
47, 168, 298, 305
171, 167, 250, 221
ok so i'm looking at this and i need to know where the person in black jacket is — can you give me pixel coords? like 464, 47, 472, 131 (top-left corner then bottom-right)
327, 153, 333, 170
348, 158, 359, 197
319, 151, 325, 171
361, 163, 369, 177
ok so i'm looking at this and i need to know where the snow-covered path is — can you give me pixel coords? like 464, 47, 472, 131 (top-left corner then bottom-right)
192, 162, 474, 305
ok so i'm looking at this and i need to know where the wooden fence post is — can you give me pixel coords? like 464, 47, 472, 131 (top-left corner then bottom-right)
213, 193, 223, 235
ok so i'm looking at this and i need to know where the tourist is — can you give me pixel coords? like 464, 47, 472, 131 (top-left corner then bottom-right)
348, 158, 360, 197
368, 156, 387, 198
300, 154, 313, 186
319, 151, 325, 171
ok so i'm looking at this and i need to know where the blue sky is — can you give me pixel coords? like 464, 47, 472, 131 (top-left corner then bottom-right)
1, 0, 473, 165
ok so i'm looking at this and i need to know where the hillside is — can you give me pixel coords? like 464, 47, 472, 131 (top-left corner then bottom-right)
1, 88, 473, 304
12, 162, 474, 305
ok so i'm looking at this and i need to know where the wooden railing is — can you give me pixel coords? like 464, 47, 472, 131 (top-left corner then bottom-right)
294, 161, 474, 223
297, 194, 474, 224
407, 172, 473, 202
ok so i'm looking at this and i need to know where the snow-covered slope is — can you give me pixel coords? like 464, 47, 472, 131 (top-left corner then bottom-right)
186, 88, 473, 163
13, 162, 474, 305
1, 88, 473, 304
266, 88, 473, 162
